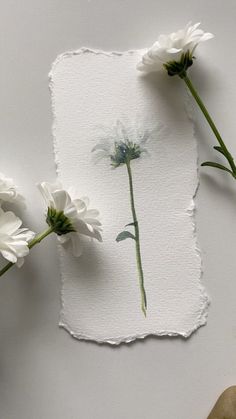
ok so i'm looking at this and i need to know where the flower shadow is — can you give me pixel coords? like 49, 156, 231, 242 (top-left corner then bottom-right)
0, 236, 61, 347
200, 171, 236, 208
62, 239, 107, 288
138, 70, 185, 123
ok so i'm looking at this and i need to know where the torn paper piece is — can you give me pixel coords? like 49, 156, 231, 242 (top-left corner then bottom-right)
49, 48, 209, 344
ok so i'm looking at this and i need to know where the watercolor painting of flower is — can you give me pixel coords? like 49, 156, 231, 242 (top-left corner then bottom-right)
92, 120, 151, 316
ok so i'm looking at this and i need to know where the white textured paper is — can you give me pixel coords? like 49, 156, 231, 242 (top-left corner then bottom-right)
50, 48, 209, 344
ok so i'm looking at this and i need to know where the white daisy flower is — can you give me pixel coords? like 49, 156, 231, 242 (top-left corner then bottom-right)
137, 22, 214, 75
38, 182, 102, 257
0, 208, 35, 267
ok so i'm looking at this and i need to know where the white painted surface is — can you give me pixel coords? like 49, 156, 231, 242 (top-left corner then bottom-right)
0, 1, 236, 417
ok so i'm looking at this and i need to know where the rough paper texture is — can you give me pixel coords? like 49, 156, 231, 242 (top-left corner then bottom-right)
49, 48, 209, 344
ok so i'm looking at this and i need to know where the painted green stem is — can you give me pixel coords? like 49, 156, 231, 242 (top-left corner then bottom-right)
182, 73, 236, 175
0, 226, 54, 277
126, 160, 147, 316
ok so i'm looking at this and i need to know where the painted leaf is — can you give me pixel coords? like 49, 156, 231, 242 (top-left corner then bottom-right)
125, 222, 137, 227
116, 231, 136, 242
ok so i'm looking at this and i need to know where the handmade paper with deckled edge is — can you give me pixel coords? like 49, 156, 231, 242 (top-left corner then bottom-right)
49, 48, 209, 345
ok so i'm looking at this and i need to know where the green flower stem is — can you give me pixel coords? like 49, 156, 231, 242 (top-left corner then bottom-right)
126, 160, 147, 316
182, 73, 236, 175
0, 226, 54, 278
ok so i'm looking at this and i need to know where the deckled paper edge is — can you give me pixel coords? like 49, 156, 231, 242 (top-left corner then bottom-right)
48, 48, 210, 345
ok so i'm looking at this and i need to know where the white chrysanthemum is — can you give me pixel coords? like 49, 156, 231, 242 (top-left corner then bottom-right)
92, 120, 150, 167
137, 22, 214, 73
0, 172, 24, 205
38, 182, 102, 257
0, 208, 35, 267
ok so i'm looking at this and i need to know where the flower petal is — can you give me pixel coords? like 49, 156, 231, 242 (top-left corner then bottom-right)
0, 172, 24, 205
0, 209, 34, 266
67, 233, 83, 257
1, 249, 18, 264
0, 210, 22, 235
16, 257, 25, 268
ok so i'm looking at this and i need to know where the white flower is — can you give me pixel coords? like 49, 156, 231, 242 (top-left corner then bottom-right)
0, 208, 35, 267
0, 172, 25, 206
137, 22, 214, 73
38, 182, 102, 257
92, 120, 150, 167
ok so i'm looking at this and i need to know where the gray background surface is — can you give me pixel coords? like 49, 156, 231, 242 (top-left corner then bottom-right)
1, 1, 236, 418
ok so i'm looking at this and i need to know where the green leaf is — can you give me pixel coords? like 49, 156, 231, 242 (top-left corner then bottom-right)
125, 222, 137, 227
116, 231, 136, 242
213, 146, 226, 156
201, 161, 233, 175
